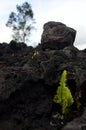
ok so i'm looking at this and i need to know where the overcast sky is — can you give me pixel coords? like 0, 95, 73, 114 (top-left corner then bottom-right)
0, 0, 86, 50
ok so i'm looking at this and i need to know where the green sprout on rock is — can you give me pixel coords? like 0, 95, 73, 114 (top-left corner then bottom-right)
75, 90, 82, 110
32, 50, 39, 59
53, 70, 74, 114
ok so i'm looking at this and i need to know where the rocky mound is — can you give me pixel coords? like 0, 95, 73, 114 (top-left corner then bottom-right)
0, 21, 86, 130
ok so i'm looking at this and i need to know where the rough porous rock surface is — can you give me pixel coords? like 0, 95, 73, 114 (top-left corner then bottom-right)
0, 22, 86, 130
41, 21, 76, 50
62, 107, 86, 130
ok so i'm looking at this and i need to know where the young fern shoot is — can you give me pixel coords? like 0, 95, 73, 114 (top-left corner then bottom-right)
53, 70, 74, 114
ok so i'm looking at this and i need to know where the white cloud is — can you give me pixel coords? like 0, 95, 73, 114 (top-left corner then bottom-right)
0, 26, 12, 43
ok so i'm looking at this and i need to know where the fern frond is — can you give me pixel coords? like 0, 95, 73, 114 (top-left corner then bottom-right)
53, 70, 74, 114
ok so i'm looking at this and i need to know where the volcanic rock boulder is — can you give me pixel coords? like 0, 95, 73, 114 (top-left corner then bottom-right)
41, 21, 76, 50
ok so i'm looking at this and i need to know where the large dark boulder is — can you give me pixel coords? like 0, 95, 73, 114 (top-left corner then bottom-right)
41, 21, 76, 50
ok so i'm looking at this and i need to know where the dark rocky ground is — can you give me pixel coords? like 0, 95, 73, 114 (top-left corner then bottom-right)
0, 22, 86, 130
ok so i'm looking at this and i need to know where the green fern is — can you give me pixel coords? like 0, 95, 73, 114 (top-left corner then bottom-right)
53, 70, 74, 114
75, 90, 81, 110
32, 50, 39, 59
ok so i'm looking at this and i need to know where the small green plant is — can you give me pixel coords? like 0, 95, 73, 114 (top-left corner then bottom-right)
53, 70, 74, 114
32, 50, 39, 59
75, 90, 81, 110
